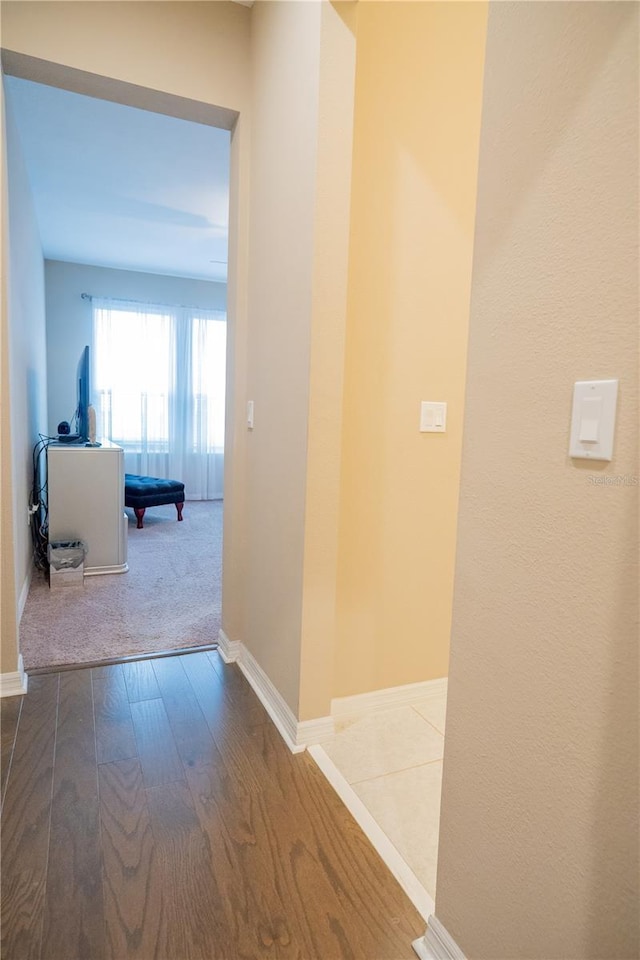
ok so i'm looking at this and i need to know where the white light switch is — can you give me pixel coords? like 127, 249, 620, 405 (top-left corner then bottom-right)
420, 401, 447, 433
569, 380, 618, 461
578, 396, 601, 443
247, 400, 254, 430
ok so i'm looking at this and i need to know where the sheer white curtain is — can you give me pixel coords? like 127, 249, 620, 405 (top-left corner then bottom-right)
93, 297, 226, 499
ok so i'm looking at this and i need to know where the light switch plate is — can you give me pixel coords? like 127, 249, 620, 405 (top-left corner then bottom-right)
420, 401, 447, 433
569, 379, 618, 461
247, 400, 254, 430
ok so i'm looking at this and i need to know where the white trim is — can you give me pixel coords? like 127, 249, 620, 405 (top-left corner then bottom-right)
0, 654, 28, 698
331, 676, 448, 721
295, 714, 335, 747
84, 562, 129, 576
309, 745, 435, 922
237, 644, 334, 753
216, 628, 241, 663
216, 630, 334, 751
18, 567, 33, 622
237, 643, 304, 753
412, 916, 467, 960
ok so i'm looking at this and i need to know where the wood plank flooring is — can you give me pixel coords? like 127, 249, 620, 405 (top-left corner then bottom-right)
1, 651, 424, 959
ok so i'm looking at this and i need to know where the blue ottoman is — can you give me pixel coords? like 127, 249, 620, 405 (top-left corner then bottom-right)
124, 474, 185, 529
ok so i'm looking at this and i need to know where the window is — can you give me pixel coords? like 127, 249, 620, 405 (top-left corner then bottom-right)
93, 297, 226, 499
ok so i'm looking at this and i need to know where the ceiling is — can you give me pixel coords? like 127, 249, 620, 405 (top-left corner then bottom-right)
4, 76, 231, 283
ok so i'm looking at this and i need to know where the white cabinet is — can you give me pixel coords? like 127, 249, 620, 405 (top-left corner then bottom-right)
47, 441, 128, 576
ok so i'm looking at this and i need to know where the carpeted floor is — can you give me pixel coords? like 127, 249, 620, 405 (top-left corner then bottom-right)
19, 500, 222, 670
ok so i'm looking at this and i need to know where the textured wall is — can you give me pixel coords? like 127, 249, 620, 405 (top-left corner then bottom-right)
334, 1, 488, 698
298, 0, 356, 720
0, 1, 250, 115
436, 4, 639, 958
3, 85, 47, 648
1, 77, 19, 674
243, 1, 356, 720
243, 0, 320, 713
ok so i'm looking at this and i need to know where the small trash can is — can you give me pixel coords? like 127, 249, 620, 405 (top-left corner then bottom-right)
48, 539, 87, 588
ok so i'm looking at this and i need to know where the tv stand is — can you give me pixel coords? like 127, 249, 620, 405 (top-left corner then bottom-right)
47, 441, 128, 575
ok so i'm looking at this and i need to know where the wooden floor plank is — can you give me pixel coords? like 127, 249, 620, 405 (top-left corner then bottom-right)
151, 656, 223, 771
93, 665, 138, 765
1, 675, 59, 960
145, 779, 229, 960
205, 650, 271, 727
42, 793, 105, 960
185, 761, 304, 958
99, 758, 164, 960
41, 671, 104, 959
0, 872, 46, 960
1, 675, 59, 879
247, 722, 423, 959
1, 696, 22, 807
51, 670, 97, 800
129, 698, 184, 788
92, 663, 122, 681
1, 660, 425, 960
179, 652, 267, 792
122, 659, 162, 703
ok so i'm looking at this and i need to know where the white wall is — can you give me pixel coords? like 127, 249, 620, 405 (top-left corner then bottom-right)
45, 259, 226, 436
435, 4, 639, 958
4, 81, 47, 640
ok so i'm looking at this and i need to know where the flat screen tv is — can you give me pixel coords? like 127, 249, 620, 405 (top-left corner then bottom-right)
76, 345, 91, 442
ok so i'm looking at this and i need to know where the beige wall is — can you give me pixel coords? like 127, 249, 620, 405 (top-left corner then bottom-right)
244, 0, 321, 712
435, 3, 639, 958
1, 77, 47, 672
0, 1, 250, 114
0, 0, 489, 718
298, 0, 356, 720
0, 75, 19, 673
245, 1, 356, 718
334, 1, 488, 698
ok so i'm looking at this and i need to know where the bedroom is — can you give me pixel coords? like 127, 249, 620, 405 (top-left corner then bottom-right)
4, 74, 230, 668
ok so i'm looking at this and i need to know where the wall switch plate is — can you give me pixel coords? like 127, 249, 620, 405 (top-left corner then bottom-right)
247, 400, 254, 430
420, 401, 447, 433
569, 379, 618, 461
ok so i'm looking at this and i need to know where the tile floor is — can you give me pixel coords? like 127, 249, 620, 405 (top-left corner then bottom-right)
317, 687, 447, 902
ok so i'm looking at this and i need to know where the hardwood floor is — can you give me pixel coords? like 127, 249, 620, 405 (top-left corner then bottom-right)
1, 651, 424, 959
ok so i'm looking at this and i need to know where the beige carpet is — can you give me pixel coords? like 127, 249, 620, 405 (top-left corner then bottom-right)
20, 500, 222, 671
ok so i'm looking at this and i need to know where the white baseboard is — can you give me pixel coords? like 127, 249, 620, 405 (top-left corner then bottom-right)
331, 676, 447, 721
0, 654, 28, 698
217, 629, 334, 752
412, 916, 467, 960
84, 562, 129, 576
216, 630, 446, 757
237, 643, 307, 754
216, 628, 242, 663
309, 744, 435, 923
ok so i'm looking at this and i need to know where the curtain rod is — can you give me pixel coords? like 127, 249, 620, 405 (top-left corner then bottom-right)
81, 292, 225, 313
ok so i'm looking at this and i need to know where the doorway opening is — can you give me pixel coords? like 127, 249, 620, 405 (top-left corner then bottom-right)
3, 56, 238, 670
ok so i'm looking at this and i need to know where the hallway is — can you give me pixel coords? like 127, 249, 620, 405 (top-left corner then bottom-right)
0, 650, 423, 959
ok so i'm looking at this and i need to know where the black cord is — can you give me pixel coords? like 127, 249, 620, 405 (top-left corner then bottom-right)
30, 435, 54, 571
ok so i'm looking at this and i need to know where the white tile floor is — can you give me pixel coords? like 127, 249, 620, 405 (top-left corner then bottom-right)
315, 686, 447, 905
